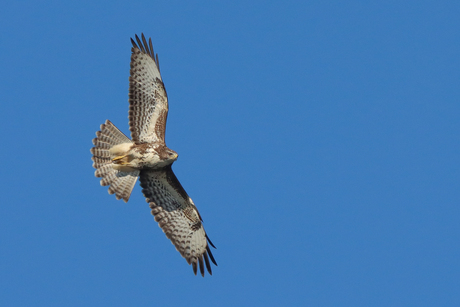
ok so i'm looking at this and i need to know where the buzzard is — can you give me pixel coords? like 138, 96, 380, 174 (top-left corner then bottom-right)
90, 34, 217, 276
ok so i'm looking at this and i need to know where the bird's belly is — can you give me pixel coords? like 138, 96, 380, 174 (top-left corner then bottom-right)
135, 151, 172, 169
137, 152, 163, 168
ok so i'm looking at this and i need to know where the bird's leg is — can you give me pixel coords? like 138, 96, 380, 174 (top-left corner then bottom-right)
112, 154, 129, 165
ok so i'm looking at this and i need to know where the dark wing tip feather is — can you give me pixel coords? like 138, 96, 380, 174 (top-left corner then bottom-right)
149, 37, 154, 56
130, 37, 137, 49
149, 37, 158, 71
156, 53, 160, 72
203, 252, 212, 275
199, 256, 205, 277
192, 261, 198, 275
134, 34, 145, 53
206, 244, 218, 266
206, 234, 217, 249
141, 33, 154, 59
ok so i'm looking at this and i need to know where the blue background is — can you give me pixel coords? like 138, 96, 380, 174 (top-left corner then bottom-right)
1, 1, 459, 306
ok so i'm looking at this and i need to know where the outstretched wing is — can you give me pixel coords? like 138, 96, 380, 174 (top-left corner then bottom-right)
129, 33, 168, 144
139, 166, 217, 276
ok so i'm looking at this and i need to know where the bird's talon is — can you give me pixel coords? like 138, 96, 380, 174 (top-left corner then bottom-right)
112, 155, 128, 164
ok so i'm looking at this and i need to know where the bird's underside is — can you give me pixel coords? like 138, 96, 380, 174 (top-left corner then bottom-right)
90, 33, 217, 276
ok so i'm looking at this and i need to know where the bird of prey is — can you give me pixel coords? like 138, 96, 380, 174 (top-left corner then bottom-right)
90, 34, 217, 276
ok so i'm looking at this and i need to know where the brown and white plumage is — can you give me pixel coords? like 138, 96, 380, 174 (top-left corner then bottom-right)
140, 166, 216, 276
91, 120, 139, 202
90, 34, 217, 276
128, 34, 168, 144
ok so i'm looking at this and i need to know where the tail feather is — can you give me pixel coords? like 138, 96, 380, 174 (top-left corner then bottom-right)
96, 122, 129, 143
95, 132, 119, 145
91, 120, 139, 202
92, 148, 111, 158
93, 140, 112, 150
97, 164, 115, 181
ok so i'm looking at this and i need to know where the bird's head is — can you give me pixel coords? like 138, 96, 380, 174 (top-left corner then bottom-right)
157, 146, 179, 165
166, 149, 179, 162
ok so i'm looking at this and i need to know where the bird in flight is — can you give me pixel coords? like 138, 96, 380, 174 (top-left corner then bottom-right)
90, 34, 217, 276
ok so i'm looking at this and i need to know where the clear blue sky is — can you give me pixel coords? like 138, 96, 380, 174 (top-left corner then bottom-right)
1, 1, 459, 306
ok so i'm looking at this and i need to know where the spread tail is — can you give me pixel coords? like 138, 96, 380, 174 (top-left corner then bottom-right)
90, 120, 139, 202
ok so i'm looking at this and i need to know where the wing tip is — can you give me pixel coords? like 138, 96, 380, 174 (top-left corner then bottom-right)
204, 251, 212, 275
130, 33, 159, 68
206, 234, 217, 249
190, 253, 213, 277
198, 256, 205, 277
192, 261, 198, 275
206, 244, 218, 266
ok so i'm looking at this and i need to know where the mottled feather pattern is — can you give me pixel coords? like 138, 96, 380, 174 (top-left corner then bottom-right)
91, 120, 139, 202
129, 35, 168, 144
91, 34, 217, 276
140, 167, 217, 276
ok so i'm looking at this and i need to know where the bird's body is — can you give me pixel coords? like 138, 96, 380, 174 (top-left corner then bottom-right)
90, 34, 216, 276
110, 142, 178, 172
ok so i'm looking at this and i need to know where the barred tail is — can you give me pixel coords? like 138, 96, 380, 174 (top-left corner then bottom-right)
90, 120, 139, 202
